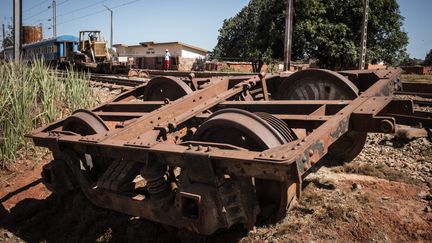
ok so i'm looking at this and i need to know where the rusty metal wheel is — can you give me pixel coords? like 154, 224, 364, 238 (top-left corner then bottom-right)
63, 109, 109, 135
143, 76, 193, 101
62, 109, 111, 182
275, 69, 367, 162
275, 69, 359, 100
194, 108, 298, 223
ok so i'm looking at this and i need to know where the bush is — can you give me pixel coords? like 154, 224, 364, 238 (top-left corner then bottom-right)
0, 60, 97, 169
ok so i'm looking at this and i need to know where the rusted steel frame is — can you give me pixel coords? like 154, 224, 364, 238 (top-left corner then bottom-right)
388, 114, 432, 127
30, 70, 401, 181
49, 138, 296, 182
61, 149, 181, 228
93, 101, 164, 113
412, 99, 432, 107
96, 100, 349, 115
400, 82, 432, 93
193, 112, 330, 129
376, 99, 432, 128
350, 96, 397, 133
94, 112, 147, 121
79, 75, 261, 144
217, 100, 349, 116
261, 71, 400, 174
261, 76, 270, 101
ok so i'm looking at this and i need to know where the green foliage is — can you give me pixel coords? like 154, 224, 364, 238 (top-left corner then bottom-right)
399, 57, 424, 66
424, 49, 432, 66
219, 64, 238, 72
0, 60, 97, 169
214, 0, 408, 70
266, 62, 280, 74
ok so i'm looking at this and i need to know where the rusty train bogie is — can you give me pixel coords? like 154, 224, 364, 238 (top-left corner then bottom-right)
27, 68, 432, 235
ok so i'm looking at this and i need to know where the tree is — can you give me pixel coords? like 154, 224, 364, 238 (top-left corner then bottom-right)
399, 57, 423, 66
214, 0, 408, 70
424, 49, 432, 66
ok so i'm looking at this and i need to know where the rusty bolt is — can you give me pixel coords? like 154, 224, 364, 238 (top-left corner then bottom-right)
188, 144, 193, 150
206, 147, 212, 152
259, 153, 264, 157
270, 154, 275, 158
308, 149, 314, 157
302, 156, 307, 163
197, 145, 203, 151
281, 155, 287, 159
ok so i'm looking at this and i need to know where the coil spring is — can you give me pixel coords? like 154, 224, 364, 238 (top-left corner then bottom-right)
140, 163, 170, 201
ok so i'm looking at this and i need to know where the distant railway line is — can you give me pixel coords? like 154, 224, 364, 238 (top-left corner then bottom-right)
89, 73, 147, 91
55, 71, 147, 91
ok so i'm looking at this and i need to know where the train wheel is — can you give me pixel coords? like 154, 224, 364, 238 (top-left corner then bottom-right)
275, 69, 367, 162
62, 109, 111, 181
143, 76, 193, 101
194, 108, 298, 223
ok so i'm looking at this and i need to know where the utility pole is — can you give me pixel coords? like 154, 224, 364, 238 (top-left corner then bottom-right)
283, 0, 294, 71
103, 4, 113, 49
52, 0, 57, 37
13, 0, 22, 62
359, 0, 369, 70
2, 23, 5, 49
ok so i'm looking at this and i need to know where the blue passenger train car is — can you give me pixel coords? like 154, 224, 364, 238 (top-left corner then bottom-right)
4, 35, 78, 66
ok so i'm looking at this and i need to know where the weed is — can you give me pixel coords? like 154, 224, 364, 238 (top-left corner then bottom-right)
0, 60, 96, 169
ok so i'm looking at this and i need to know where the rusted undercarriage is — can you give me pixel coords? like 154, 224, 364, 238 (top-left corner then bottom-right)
27, 68, 432, 235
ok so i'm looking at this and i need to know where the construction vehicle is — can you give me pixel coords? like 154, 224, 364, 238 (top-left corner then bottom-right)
74, 30, 130, 73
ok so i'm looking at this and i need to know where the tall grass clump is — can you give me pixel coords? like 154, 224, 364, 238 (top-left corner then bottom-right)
0, 59, 96, 169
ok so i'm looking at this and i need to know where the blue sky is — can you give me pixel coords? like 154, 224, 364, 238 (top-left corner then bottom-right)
0, 0, 431, 59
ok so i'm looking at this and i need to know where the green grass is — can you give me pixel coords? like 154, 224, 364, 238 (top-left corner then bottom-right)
0, 60, 97, 169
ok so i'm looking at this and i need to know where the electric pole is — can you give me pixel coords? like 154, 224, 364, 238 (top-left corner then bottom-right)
2, 23, 5, 49
103, 4, 113, 49
52, 0, 57, 37
283, 0, 294, 71
359, 0, 369, 70
13, 0, 22, 62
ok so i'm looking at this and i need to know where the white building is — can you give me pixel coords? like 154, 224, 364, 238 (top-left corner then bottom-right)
113, 41, 209, 71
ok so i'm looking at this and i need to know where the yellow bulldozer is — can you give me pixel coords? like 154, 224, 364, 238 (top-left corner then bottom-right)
74, 30, 130, 73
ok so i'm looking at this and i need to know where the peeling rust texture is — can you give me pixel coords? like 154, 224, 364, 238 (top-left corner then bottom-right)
27, 68, 432, 235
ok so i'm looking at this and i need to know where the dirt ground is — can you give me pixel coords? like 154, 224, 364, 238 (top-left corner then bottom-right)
0, 89, 431, 242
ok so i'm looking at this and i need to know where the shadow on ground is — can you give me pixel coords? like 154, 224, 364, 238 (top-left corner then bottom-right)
0, 181, 248, 243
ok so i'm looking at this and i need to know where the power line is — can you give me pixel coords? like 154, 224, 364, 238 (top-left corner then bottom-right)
57, 0, 143, 26
56, 0, 106, 18
24, 0, 68, 22
23, 0, 50, 13
24, 5, 51, 21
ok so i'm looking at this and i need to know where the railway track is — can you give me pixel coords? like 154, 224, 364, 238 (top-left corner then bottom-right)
89, 73, 147, 91
55, 71, 147, 91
